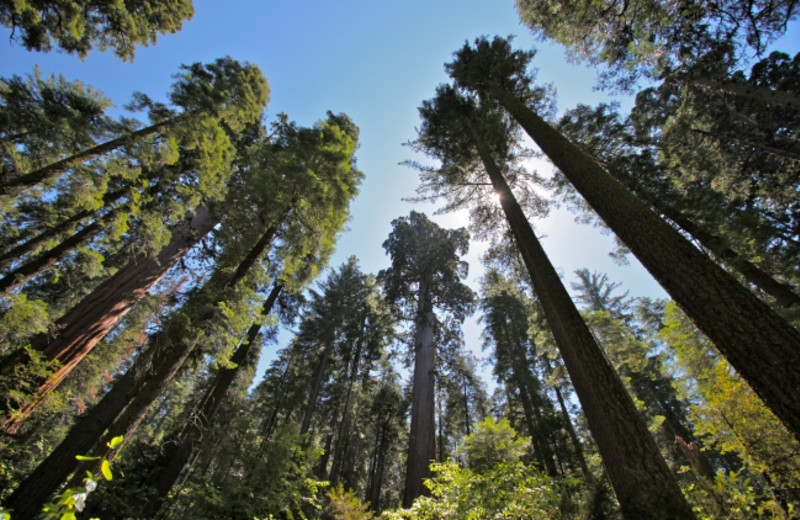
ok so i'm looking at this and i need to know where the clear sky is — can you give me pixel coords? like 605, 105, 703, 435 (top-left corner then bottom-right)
2, 1, 677, 384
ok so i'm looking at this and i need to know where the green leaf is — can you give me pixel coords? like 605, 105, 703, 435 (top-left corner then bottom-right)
75, 455, 100, 461
61, 512, 77, 520
101, 459, 113, 481
107, 435, 124, 448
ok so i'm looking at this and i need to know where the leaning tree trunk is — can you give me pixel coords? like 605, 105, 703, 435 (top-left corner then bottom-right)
0, 188, 128, 270
614, 171, 800, 308
0, 118, 179, 199
402, 275, 437, 508
493, 88, 800, 443
2, 221, 280, 518
466, 120, 695, 519
0, 207, 217, 436
691, 78, 800, 112
143, 283, 282, 518
0, 202, 131, 293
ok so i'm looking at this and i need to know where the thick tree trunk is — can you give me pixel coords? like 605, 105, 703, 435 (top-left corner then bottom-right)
0, 208, 216, 436
617, 173, 800, 308
2, 221, 278, 516
494, 88, 800, 444
402, 276, 437, 508
467, 121, 695, 519
0, 118, 177, 199
144, 283, 282, 518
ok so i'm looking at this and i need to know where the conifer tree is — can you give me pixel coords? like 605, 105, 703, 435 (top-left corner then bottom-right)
379, 211, 475, 508
0, 0, 194, 60
447, 36, 800, 443
410, 83, 694, 518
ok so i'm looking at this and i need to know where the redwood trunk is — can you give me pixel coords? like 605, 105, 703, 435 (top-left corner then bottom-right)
2, 221, 278, 516
495, 88, 800, 443
402, 276, 437, 508
144, 283, 282, 517
467, 121, 695, 519
0, 208, 216, 435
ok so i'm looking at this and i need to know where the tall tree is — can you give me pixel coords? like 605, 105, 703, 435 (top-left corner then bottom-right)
515, 0, 799, 89
0, 0, 194, 60
555, 101, 800, 308
411, 83, 694, 518
0, 58, 270, 434
379, 211, 475, 508
480, 270, 560, 477
1, 112, 363, 518
447, 36, 800, 442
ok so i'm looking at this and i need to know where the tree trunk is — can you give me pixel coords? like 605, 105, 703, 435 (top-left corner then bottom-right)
493, 88, 800, 444
542, 356, 591, 478
466, 120, 695, 519
402, 275, 437, 508
0, 208, 216, 436
0, 118, 178, 199
299, 340, 333, 436
0, 188, 128, 270
2, 221, 278, 516
616, 172, 800, 308
0, 217, 106, 292
329, 315, 366, 486
144, 283, 282, 517
691, 78, 800, 112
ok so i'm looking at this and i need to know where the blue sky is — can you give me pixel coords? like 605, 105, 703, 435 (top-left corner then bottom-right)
2, 1, 696, 381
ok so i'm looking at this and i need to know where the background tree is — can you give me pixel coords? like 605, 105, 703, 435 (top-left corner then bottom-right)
379, 211, 475, 508
515, 0, 799, 89
411, 80, 694, 517
0, 0, 194, 60
447, 36, 800, 442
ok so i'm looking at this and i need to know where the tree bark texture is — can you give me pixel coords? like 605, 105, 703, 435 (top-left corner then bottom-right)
467, 120, 695, 519
2, 219, 278, 516
616, 173, 800, 308
402, 276, 437, 508
0, 208, 217, 436
494, 88, 800, 444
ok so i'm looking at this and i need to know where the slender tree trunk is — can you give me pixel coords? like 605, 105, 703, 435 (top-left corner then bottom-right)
0, 118, 178, 198
0, 208, 217, 436
466, 120, 695, 519
519, 377, 559, 476
0, 189, 128, 270
493, 88, 800, 443
329, 316, 366, 486
0, 216, 106, 292
2, 221, 279, 516
299, 341, 333, 436
542, 356, 591, 478
402, 275, 437, 508
691, 78, 800, 112
144, 283, 282, 517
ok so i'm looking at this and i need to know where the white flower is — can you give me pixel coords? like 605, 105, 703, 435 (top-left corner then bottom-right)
73, 492, 88, 512
85, 478, 98, 493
